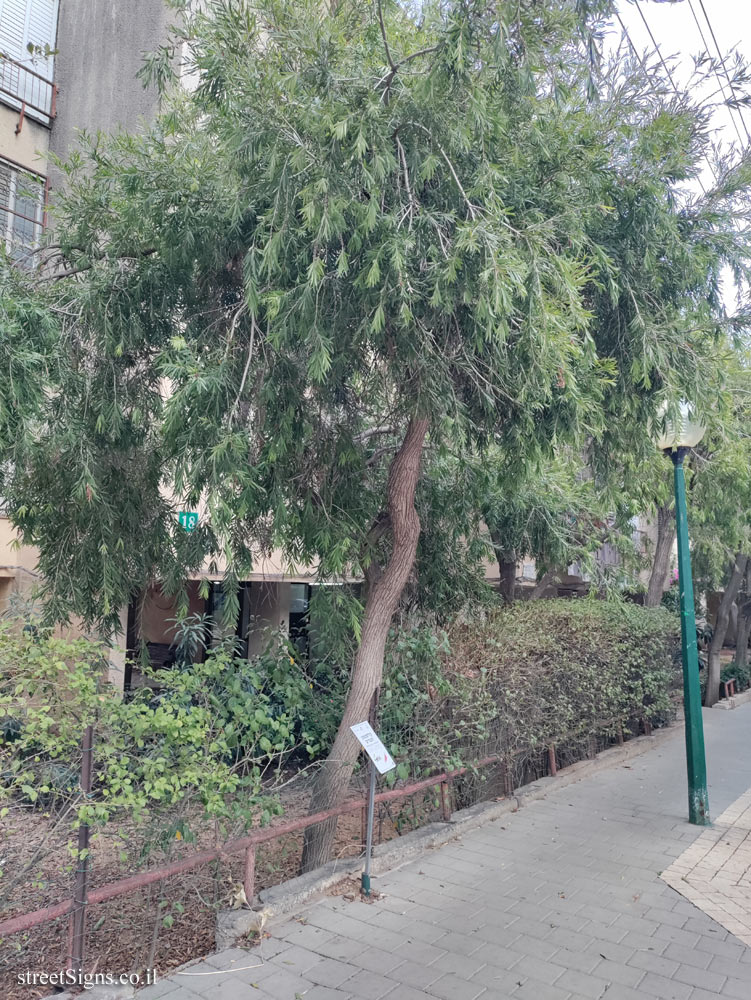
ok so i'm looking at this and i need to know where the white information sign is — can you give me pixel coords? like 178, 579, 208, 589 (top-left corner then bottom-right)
350, 721, 396, 774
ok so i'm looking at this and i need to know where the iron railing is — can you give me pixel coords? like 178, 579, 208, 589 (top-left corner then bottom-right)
0, 712, 667, 973
0, 53, 57, 126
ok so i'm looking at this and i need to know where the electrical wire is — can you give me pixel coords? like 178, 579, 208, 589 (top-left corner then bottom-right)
695, 0, 751, 146
633, 0, 683, 100
616, 3, 710, 193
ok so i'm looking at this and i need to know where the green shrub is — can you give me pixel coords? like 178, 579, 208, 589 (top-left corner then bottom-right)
375, 600, 680, 782
448, 600, 680, 755
379, 621, 498, 780
299, 598, 680, 782
0, 625, 311, 839
722, 661, 751, 693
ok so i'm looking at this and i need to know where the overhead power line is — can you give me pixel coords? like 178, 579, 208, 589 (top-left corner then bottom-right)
617, 2, 712, 193
633, 0, 683, 100
694, 0, 751, 146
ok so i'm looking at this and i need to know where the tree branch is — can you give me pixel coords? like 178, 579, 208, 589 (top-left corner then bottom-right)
376, 0, 396, 72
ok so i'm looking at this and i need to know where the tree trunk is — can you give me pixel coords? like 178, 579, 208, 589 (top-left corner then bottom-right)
530, 569, 558, 600
735, 563, 751, 670
300, 416, 429, 873
645, 502, 675, 608
706, 553, 749, 707
498, 558, 517, 604
489, 528, 516, 604
736, 604, 751, 669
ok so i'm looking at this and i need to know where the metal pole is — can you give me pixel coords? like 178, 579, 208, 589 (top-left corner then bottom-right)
69, 724, 94, 974
361, 761, 376, 897
672, 450, 710, 825
243, 845, 256, 906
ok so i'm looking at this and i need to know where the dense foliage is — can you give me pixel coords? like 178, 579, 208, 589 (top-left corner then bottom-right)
1, 0, 750, 865
458, 599, 679, 746
0, 626, 310, 848
301, 598, 680, 780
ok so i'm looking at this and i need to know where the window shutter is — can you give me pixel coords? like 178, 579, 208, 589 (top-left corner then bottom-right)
24, 0, 58, 81
0, 0, 58, 76
0, 0, 58, 117
0, 0, 28, 63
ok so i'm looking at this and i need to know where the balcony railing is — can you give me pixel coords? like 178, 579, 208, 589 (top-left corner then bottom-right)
0, 53, 57, 127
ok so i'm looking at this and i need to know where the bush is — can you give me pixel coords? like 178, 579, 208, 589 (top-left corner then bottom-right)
0, 625, 312, 840
376, 600, 680, 782
722, 661, 751, 693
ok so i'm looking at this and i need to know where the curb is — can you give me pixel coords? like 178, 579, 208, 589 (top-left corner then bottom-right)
214, 720, 682, 950
712, 688, 751, 710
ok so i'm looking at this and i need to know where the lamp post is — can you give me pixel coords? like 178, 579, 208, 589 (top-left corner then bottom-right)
655, 403, 710, 826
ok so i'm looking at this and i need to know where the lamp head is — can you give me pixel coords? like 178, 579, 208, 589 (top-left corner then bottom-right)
654, 401, 706, 453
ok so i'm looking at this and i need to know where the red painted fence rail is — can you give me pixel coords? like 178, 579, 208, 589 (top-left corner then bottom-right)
1, 709, 664, 972
0, 754, 498, 941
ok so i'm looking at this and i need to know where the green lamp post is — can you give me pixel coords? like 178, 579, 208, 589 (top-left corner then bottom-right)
655, 403, 710, 826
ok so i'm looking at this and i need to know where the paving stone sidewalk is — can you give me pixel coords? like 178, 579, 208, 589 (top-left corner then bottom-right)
143, 705, 751, 1000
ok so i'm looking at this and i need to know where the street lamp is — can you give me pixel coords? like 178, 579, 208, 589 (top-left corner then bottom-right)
655, 402, 710, 826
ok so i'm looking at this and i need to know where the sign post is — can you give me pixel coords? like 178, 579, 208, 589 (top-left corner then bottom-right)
350, 720, 395, 896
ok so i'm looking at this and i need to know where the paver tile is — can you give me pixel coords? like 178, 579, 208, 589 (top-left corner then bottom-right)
637, 971, 692, 999
429, 972, 487, 1000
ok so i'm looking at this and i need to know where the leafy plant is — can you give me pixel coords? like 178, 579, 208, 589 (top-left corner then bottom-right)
0, 625, 310, 839
721, 661, 751, 693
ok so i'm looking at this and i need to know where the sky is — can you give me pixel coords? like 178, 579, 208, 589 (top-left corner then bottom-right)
614, 0, 751, 185
611, 2, 751, 309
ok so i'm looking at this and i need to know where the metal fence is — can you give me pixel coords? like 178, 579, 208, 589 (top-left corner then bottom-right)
0, 54, 57, 126
0, 709, 666, 976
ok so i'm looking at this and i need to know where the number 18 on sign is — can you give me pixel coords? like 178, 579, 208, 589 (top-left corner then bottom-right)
351, 721, 396, 897
178, 511, 199, 532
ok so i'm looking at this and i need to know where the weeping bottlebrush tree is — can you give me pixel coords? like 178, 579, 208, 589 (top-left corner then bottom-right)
688, 350, 751, 707
0, 0, 743, 869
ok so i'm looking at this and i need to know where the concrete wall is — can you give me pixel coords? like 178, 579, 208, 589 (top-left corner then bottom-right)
0, 105, 49, 174
48, 0, 172, 185
0, 516, 42, 613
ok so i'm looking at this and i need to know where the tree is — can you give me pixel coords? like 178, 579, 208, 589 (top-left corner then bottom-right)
477, 451, 613, 603
3, 0, 747, 869
645, 501, 675, 607
690, 352, 751, 706
736, 563, 751, 670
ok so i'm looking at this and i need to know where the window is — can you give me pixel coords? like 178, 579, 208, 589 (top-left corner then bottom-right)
0, 0, 58, 122
0, 156, 43, 263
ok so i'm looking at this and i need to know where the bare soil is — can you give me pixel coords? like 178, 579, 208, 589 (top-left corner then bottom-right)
0, 772, 444, 999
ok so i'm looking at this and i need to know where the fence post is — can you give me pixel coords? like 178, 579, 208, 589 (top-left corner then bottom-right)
548, 744, 557, 777
243, 845, 256, 906
440, 779, 451, 821
502, 761, 513, 797
69, 724, 94, 975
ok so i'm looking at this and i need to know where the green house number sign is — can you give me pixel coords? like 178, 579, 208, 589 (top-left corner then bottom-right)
178, 511, 199, 532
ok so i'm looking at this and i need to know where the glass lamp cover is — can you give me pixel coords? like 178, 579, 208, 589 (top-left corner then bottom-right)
655, 401, 706, 451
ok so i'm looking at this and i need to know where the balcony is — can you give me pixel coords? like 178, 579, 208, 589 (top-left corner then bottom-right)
0, 54, 57, 129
